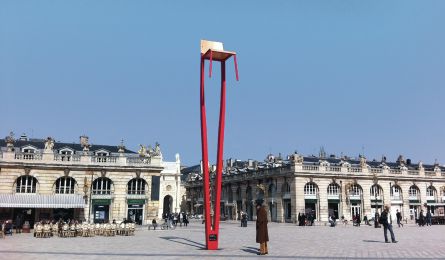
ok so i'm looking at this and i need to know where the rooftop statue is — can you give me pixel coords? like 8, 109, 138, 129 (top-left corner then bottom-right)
138, 144, 147, 157
44, 137, 55, 152
5, 131, 14, 152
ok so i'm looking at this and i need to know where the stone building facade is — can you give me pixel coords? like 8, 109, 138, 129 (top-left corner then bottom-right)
183, 153, 445, 224
0, 133, 181, 226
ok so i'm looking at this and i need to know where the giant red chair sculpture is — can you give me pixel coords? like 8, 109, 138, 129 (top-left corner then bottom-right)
199, 40, 239, 250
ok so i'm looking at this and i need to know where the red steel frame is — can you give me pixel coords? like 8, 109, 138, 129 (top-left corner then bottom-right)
200, 49, 238, 250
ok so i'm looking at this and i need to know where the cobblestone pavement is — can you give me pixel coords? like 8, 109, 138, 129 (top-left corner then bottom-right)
1, 221, 445, 260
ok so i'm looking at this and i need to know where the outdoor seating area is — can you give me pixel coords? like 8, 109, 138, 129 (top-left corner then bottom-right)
33, 222, 136, 238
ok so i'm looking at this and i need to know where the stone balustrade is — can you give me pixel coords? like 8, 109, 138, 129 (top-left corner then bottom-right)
0, 151, 160, 167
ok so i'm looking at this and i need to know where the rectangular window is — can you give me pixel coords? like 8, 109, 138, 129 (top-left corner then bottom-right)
151, 176, 160, 201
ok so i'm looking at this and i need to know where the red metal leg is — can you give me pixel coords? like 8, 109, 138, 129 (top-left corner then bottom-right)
200, 57, 212, 249
234, 54, 239, 81
213, 60, 226, 238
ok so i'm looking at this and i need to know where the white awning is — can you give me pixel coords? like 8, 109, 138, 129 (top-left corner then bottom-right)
0, 194, 85, 208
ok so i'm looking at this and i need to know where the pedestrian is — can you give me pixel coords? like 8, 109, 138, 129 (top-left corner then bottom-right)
426, 209, 432, 226
301, 213, 306, 226
152, 219, 158, 230
380, 205, 397, 243
329, 215, 336, 227
363, 215, 370, 226
255, 199, 269, 255
297, 213, 301, 226
396, 210, 403, 227
242, 212, 248, 227
183, 213, 189, 227
374, 212, 380, 228
240, 211, 244, 227
418, 210, 425, 227
15, 214, 23, 234
356, 214, 361, 227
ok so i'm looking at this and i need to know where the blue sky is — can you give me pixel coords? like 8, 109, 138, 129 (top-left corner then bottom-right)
1, 1, 444, 166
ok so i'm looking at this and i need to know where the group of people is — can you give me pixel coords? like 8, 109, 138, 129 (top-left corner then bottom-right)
0, 220, 14, 236
417, 209, 433, 226
239, 211, 248, 227
297, 212, 315, 226
163, 212, 189, 227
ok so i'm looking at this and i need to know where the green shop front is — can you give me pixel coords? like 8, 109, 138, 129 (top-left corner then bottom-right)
92, 199, 111, 223
127, 199, 145, 225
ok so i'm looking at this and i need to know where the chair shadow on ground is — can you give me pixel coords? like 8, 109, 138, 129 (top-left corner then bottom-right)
160, 236, 206, 249
362, 240, 385, 243
241, 246, 259, 255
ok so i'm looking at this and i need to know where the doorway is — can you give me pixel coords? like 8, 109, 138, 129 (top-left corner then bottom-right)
351, 203, 361, 219
163, 195, 173, 217
328, 202, 339, 219
93, 205, 109, 223
127, 207, 143, 225
305, 202, 317, 220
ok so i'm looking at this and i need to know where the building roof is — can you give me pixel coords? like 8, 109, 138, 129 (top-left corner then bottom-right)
0, 139, 136, 154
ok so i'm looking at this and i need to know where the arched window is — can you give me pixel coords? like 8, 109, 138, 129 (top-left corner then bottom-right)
427, 186, 437, 197
92, 177, 112, 195
55, 177, 76, 194
304, 182, 317, 195
349, 184, 362, 196
409, 185, 419, 198
327, 183, 340, 196
127, 178, 147, 195
16, 176, 38, 193
390, 185, 402, 200
370, 184, 382, 198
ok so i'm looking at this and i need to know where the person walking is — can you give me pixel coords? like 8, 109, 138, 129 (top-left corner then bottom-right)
15, 214, 23, 234
396, 210, 403, 227
256, 199, 269, 255
419, 210, 425, 227
374, 212, 380, 228
380, 205, 397, 243
426, 209, 432, 226
356, 214, 361, 227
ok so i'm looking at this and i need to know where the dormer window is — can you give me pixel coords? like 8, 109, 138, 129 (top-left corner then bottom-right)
20, 146, 38, 160
59, 148, 74, 161
95, 150, 110, 163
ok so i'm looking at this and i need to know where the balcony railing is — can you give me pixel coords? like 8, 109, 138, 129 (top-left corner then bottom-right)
347, 167, 361, 173
302, 165, 319, 171
126, 157, 151, 165
91, 156, 118, 163
54, 154, 81, 162
348, 194, 361, 200
370, 168, 382, 174
304, 193, 317, 199
408, 195, 420, 201
127, 190, 146, 195
327, 166, 341, 172
327, 194, 340, 200
14, 152, 42, 160
425, 171, 436, 176
426, 196, 436, 201
391, 196, 403, 201
389, 169, 401, 174
408, 170, 419, 175
92, 189, 112, 195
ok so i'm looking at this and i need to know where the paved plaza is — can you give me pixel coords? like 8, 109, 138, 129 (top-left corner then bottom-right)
1, 220, 445, 260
